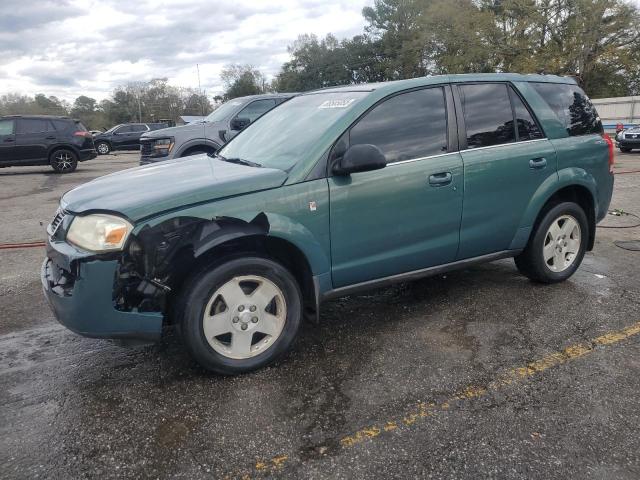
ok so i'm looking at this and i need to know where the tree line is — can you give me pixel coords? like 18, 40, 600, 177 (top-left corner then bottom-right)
235, 0, 640, 98
2, 0, 638, 129
0, 79, 213, 131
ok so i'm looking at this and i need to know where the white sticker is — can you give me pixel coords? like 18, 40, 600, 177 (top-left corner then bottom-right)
318, 99, 356, 109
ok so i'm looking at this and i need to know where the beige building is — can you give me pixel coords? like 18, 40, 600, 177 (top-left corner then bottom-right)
591, 96, 639, 132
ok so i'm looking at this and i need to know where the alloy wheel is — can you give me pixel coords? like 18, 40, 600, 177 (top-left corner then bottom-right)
202, 275, 287, 360
53, 152, 75, 172
97, 143, 109, 154
543, 215, 581, 272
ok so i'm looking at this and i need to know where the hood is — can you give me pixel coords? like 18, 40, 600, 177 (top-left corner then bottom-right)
62, 155, 288, 221
141, 122, 212, 139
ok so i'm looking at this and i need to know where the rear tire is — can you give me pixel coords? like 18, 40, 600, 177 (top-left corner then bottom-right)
50, 149, 78, 173
177, 256, 302, 375
515, 202, 588, 283
96, 141, 111, 155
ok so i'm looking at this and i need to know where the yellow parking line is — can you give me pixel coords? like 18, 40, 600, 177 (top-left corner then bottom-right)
245, 320, 640, 477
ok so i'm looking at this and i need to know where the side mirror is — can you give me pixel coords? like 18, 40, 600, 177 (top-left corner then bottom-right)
230, 117, 251, 131
333, 144, 387, 175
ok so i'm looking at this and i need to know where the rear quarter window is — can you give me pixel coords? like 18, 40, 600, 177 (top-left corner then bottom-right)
530, 83, 602, 136
52, 119, 72, 132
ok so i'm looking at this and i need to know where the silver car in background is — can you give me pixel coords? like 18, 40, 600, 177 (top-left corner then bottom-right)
139, 93, 294, 164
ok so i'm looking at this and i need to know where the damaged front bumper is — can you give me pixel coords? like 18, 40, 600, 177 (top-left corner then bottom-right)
41, 238, 163, 342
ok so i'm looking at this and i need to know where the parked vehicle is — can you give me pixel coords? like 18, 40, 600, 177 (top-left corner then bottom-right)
0, 115, 96, 173
139, 94, 293, 165
617, 126, 640, 152
94, 123, 169, 155
43, 74, 614, 374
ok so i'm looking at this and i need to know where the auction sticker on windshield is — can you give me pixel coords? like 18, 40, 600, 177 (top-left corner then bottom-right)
318, 99, 356, 109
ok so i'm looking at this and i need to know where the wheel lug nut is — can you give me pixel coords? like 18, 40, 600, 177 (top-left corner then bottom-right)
232, 317, 239, 323
241, 323, 248, 330
251, 316, 258, 323
249, 305, 256, 312
238, 305, 244, 312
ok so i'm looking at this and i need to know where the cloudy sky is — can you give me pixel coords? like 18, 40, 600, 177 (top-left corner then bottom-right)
0, 0, 372, 102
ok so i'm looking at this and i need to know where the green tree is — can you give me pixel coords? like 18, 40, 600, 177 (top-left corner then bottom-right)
221, 64, 266, 99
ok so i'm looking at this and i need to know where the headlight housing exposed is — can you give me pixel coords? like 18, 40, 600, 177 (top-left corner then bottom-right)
151, 137, 174, 156
66, 214, 133, 252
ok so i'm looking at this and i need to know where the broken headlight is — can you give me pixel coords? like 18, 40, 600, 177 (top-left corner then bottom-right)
66, 214, 133, 252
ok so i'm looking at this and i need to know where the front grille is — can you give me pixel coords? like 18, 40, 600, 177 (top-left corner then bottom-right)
140, 140, 153, 156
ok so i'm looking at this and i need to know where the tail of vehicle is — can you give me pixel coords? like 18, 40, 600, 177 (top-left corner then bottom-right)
72, 120, 96, 151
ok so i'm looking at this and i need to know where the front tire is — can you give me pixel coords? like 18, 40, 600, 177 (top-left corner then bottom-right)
96, 141, 111, 155
515, 202, 588, 283
50, 149, 78, 173
619, 147, 632, 153
177, 257, 303, 375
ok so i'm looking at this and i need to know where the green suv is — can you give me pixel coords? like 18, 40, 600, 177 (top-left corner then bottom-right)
42, 74, 614, 374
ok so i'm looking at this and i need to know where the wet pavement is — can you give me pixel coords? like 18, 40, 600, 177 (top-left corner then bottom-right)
1, 151, 640, 479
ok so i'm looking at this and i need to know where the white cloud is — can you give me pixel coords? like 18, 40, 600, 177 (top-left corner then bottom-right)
0, 0, 372, 102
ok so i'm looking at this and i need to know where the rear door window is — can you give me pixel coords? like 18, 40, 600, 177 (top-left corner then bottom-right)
0, 119, 15, 135
349, 87, 448, 163
236, 99, 277, 122
509, 87, 544, 141
459, 83, 515, 148
530, 83, 602, 136
17, 119, 53, 134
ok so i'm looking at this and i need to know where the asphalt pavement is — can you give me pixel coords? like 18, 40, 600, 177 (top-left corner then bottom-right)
1, 150, 640, 479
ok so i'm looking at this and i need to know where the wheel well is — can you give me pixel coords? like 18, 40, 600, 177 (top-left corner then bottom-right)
538, 185, 596, 251
48, 146, 78, 162
171, 235, 316, 319
180, 144, 217, 157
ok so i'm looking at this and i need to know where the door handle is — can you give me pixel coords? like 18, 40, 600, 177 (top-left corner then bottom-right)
3, 138, 14, 143
529, 157, 547, 169
45, 136, 56, 140
428, 172, 453, 186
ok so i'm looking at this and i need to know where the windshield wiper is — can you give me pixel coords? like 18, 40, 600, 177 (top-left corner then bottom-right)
214, 154, 261, 168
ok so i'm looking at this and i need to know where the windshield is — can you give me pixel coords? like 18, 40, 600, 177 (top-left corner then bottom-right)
218, 92, 367, 170
204, 99, 246, 123
104, 125, 120, 134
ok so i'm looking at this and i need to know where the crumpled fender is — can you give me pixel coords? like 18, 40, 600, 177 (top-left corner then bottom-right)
192, 211, 331, 276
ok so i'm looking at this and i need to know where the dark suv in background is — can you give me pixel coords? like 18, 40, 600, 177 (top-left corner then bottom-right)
139, 94, 293, 165
94, 123, 169, 155
0, 115, 96, 173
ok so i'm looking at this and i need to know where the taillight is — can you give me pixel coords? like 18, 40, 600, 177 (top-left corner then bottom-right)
73, 131, 91, 138
602, 133, 614, 173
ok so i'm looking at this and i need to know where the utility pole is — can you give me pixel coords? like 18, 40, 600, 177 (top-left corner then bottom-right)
137, 93, 142, 123
197, 64, 204, 116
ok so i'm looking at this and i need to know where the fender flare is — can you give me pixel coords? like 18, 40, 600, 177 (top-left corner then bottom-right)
47, 143, 81, 161
175, 138, 221, 157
